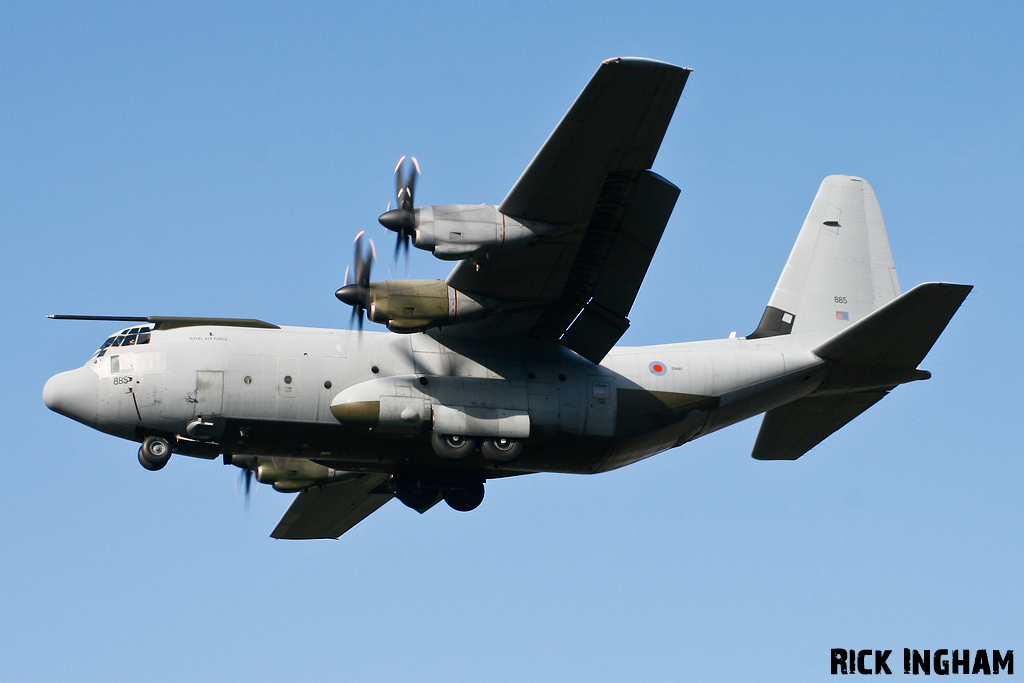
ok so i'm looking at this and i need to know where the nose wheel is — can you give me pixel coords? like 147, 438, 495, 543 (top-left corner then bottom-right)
138, 435, 173, 471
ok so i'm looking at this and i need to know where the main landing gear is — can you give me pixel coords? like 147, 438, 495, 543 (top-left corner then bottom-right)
138, 435, 173, 471
393, 473, 486, 513
431, 433, 524, 462
480, 437, 522, 462
415, 431, 520, 513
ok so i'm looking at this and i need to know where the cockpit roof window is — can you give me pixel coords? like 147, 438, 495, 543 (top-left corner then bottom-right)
93, 325, 153, 359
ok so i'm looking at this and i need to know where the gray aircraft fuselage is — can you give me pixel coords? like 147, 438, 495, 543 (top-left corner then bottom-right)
39, 53, 971, 537
44, 323, 825, 478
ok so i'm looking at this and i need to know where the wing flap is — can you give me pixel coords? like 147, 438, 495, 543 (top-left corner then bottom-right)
558, 171, 680, 362
443, 171, 678, 358
270, 474, 393, 540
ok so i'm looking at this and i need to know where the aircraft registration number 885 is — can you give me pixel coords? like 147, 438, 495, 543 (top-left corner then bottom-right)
112, 376, 133, 386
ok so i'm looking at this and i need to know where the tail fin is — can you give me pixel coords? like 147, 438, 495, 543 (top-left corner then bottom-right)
749, 175, 900, 342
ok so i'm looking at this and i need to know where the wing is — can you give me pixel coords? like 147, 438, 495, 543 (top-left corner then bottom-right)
499, 57, 690, 225
270, 474, 393, 540
441, 58, 690, 362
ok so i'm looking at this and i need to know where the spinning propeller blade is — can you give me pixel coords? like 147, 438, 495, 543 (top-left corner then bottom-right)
227, 454, 257, 510
335, 230, 375, 330
378, 155, 420, 259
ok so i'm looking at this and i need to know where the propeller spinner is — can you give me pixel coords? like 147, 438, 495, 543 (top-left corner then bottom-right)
378, 155, 420, 257
335, 230, 376, 330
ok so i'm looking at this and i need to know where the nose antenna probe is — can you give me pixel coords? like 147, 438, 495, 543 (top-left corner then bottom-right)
48, 315, 281, 330
48, 315, 150, 322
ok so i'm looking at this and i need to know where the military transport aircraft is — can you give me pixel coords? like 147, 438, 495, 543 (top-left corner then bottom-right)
43, 58, 971, 539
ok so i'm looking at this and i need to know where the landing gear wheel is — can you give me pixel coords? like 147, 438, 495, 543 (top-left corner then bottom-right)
138, 435, 172, 471
481, 437, 523, 462
393, 476, 440, 512
431, 432, 478, 459
444, 480, 485, 512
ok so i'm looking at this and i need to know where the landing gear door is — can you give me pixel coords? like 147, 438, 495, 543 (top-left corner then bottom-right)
195, 371, 224, 417
583, 375, 616, 437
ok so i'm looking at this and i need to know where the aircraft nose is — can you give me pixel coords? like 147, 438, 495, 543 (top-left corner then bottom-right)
43, 367, 99, 427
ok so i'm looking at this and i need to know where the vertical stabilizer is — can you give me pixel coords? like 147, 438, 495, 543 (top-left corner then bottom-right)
749, 175, 900, 342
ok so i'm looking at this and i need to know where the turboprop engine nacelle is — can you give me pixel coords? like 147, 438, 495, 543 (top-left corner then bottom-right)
381, 204, 561, 260
228, 455, 358, 493
363, 279, 500, 333
330, 374, 532, 437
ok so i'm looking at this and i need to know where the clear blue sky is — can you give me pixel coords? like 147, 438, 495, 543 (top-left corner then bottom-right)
2, 2, 1021, 681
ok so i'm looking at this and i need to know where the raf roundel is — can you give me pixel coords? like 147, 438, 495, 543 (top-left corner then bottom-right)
649, 361, 667, 376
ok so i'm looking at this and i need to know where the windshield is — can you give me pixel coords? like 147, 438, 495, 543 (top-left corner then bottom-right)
92, 326, 153, 359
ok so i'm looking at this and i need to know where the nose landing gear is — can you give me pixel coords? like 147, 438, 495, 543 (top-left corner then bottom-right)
138, 435, 173, 471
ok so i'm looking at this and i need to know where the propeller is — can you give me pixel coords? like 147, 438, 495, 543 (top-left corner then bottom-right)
378, 155, 420, 258
227, 454, 257, 509
335, 230, 376, 330
241, 466, 253, 508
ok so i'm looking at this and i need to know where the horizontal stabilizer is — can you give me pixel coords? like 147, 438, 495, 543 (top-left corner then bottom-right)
813, 282, 972, 368
752, 391, 888, 460
271, 474, 392, 540
753, 281, 971, 460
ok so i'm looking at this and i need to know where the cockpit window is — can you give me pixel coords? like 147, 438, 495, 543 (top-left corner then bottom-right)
93, 325, 153, 359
